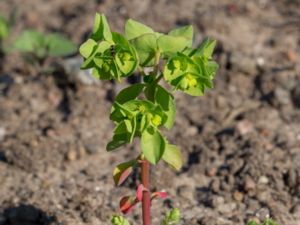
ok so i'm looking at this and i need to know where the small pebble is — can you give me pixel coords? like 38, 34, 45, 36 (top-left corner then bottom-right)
177, 185, 194, 202
255, 207, 270, 221
211, 179, 220, 193
258, 176, 269, 184
233, 191, 244, 202
67, 150, 77, 161
236, 120, 254, 135
244, 176, 256, 191
256, 57, 265, 67
84, 143, 100, 154
186, 126, 198, 136
217, 202, 237, 214
285, 49, 297, 64
206, 167, 217, 177
274, 87, 290, 105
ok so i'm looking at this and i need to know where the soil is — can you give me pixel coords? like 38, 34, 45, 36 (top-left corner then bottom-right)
0, 0, 300, 224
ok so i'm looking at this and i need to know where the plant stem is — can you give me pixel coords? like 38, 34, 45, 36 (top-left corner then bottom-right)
153, 50, 161, 77
141, 159, 151, 225
140, 50, 161, 225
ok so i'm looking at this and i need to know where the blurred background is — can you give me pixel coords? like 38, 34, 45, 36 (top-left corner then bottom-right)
0, 0, 299, 225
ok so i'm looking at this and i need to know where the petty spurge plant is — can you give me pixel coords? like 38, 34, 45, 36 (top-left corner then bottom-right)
79, 13, 218, 225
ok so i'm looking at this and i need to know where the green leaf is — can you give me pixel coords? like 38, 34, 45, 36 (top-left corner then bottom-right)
112, 32, 131, 48
110, 101, 133, 122
163, 52, 215, 96
125, 19, 154, 40
197, 37, 216, 58
113, 160, 137, 186
46, 33, 77, 57
79, 39, 97, 58
92, 13, 113, 43
13, 30, 45, 54
168, 25, 193, 47
205, 60, 219, 77
114, 120, 133, 134
0, 16, 9, 39
157, 35, 190, 56
162, 144, 182, 171
115, 50, 138, 77
144, 84, 156, 102
155, 85, 175, 129
107, 133, 130, 151
111, 215, 131, 225
130, 116, 137, 143
81, 40, 111, 69
115, 83, 145, 104
141, 128, 165, 164
130, 33, 157, 66
162, 208, 181, 225
247, 222, 259, 225
263, 219, 281, 225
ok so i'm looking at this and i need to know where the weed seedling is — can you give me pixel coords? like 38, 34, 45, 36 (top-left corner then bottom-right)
0, 15, 10, 56
79, 14, 218, 225
247, 218, 281, 225
12, 30, 77, 65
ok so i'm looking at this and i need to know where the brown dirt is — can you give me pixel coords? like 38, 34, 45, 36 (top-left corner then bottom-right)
0, 0, 300, 224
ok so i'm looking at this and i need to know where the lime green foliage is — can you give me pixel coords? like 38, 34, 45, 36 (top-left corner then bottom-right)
162, 208, 181, 225
247, 218, 281, 225
13, 30, 77, 60
79, 13, 218, 223
111, 215, 131, 225
0, 15, 9, 40
80, 13, 218, 165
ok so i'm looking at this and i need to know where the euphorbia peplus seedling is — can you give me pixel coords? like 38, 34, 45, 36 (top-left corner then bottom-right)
79, 13, 218, 225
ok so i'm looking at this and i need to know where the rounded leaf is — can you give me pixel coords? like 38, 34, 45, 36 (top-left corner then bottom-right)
162, 144, 182, 171
92, 13, 113, 42
115, 83, 145, 104
155, 85, 176, 129
111, 215, 131, 225
130, 33, 157, 66
157, 35, 190, 56
79, 39, 97, 58
125, 19, 154, 40
141, 129, 165, 164
113, 160, 137, 186
46, 33, 77, 57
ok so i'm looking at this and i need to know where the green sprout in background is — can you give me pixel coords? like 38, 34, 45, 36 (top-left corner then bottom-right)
12, 30, 77, 64
79, 13, 218, 225
0, 15, 10, 55
247, 218, 281, 225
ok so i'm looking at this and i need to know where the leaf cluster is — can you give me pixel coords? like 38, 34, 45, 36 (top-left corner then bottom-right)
79, 13, 218, 170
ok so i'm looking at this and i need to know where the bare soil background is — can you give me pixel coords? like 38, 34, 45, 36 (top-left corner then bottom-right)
0, 0, 300, 224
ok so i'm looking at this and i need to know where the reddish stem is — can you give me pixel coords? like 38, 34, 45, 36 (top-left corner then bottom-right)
141, 159, 151, 225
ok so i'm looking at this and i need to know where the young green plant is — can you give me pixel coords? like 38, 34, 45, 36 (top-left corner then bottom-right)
79, 14, 218, 225
0, 15, 10, 55
247, 218, 281, 225
12, 30, 77, 65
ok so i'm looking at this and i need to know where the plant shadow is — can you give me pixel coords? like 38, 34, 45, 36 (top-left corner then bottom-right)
1, 204, 57, 225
